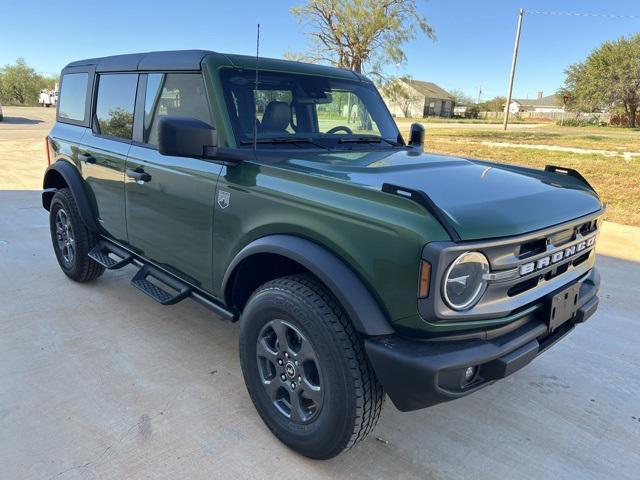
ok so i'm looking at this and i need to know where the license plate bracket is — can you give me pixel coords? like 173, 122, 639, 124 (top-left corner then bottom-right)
546, 283, 580, 332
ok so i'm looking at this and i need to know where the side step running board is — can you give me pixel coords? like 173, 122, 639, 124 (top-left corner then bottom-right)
88, 237, 236, 320
131, 264, 192, 306
89, 241, 133, 269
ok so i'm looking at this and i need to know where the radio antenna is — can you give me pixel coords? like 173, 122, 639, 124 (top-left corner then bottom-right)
253, 23, 260, 153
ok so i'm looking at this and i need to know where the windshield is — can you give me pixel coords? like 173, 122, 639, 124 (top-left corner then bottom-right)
220, 68, 401, 148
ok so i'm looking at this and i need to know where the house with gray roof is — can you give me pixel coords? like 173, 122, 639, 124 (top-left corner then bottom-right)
383, 78, 454, 118
509, 93, 563, 114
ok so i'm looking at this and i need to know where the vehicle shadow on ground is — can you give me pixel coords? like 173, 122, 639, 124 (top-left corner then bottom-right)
0, 116, 44, 125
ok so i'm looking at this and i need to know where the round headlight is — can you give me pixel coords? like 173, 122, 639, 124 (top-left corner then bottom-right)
442, 251, 490, 311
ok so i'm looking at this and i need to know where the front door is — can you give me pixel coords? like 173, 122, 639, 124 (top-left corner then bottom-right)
80, 73, 139, 243
125, 73, 221, 292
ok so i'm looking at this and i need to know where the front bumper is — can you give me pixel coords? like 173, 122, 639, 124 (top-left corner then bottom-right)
365, 268, 600, 412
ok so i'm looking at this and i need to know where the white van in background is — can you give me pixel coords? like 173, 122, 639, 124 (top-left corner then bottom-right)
39, 90, 52, 107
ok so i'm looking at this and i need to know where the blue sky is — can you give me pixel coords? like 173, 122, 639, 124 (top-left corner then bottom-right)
2, 0, 638, 100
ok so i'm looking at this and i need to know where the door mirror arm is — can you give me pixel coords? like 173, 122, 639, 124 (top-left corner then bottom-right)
207, 147, 247, 166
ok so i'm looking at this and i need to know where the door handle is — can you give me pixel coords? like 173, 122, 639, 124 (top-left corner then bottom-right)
126, 168, 151, 184
79, 152, 96, 164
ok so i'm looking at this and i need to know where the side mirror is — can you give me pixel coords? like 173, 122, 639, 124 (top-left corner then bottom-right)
409, 123, 425, 148
158, 116, 218, 158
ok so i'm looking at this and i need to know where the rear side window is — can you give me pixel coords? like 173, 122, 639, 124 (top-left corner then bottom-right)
95, 74, 138, 140
144, 73, 212, 147
58, 73, 89, 122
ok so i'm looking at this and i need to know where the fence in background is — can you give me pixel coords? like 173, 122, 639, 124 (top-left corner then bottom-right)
477, 111, 609, 122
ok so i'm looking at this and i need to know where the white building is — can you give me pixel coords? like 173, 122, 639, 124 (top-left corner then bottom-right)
509, 93, 563, 114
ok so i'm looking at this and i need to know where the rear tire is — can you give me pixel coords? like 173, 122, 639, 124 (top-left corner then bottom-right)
49, 188, 104, 282
239, 274, 384, 459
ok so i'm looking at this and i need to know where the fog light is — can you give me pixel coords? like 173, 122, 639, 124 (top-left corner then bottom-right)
464, 366, 477, 382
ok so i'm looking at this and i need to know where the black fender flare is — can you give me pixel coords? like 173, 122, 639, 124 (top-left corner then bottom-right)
42, 160, 99, 232
222, 235, 395, 336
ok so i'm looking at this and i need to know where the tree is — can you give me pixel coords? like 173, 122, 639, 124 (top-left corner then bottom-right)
560, 34, 640, 128
478, 96, 506, 113
0, 58, 40, 105
448, 89, 474, 106
289, 0, 435, 75
380, 76, 422, 117
0, 58, 56, 106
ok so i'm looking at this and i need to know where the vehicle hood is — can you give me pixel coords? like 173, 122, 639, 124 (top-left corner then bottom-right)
265, 149, 603, 240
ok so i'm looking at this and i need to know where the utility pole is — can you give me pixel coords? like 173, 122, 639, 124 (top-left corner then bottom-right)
503, 8, 525, 131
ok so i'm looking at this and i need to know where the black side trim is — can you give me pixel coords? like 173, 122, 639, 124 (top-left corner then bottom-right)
222, 235, 395, 336
42, 188, 57, 211
42, 160, 99, 232
381, 183, 461, 242
544, 165, 595, 191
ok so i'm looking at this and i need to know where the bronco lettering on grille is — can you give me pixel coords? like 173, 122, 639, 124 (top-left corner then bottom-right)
519, 236, 596, 276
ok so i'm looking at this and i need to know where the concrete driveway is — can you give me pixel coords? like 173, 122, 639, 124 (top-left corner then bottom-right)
1, 107, 640, 479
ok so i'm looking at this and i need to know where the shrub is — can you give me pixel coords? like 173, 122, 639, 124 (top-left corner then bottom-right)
556, 115, 604, 127
609, 112, 640, 127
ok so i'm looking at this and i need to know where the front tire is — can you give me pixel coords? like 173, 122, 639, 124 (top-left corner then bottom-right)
49, 188, 104, 282
239, 274, 384, 459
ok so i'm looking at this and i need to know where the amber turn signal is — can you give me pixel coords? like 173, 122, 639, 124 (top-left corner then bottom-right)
418, 260, 431, 298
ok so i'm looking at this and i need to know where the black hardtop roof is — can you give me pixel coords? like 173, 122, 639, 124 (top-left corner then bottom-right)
61, 50, 370, 82
63, 50, 215, 73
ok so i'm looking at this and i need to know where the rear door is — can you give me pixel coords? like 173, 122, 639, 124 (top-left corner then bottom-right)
125, 72, 222, 292
79, 73, 138, 243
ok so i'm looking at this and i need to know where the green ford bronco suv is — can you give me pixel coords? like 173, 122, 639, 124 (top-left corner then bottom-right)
43, 50, 602, 459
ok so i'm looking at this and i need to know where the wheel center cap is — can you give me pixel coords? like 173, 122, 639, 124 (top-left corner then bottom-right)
285, 361, 296, 378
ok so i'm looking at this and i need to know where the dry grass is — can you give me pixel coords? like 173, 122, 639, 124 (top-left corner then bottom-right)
396, 122, 640, 226
425, 127, 640, 153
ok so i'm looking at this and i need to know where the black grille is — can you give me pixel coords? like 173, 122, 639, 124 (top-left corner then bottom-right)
519, 238, 547, 259
573, 252, 591, 267
508, 276, 541, 297
579, 220, 598, 235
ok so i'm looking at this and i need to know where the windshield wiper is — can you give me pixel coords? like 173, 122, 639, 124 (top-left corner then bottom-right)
338, 136, 403, 147
240, 137, 330, 150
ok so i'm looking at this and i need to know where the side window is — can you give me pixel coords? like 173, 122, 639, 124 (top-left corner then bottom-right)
95, 74, 138, 140
58, 73, 89, 122
144, 73, 212, 147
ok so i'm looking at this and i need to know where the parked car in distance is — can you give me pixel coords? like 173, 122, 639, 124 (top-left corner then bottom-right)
39, 89, 53, 107
43, 50, 603, 459
0, 101, 3, 121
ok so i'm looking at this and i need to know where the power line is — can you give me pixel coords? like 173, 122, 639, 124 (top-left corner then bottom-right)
527, 10, 640, 20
